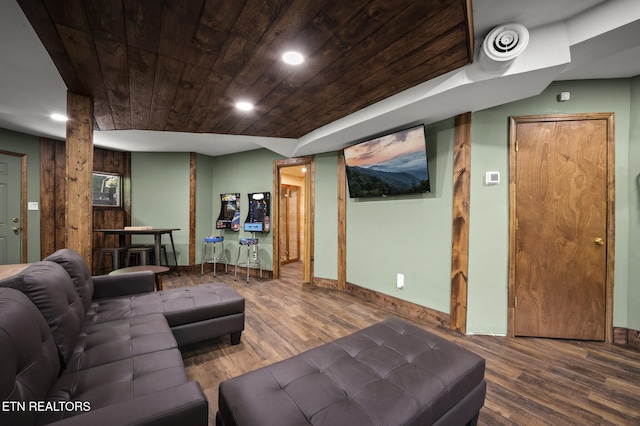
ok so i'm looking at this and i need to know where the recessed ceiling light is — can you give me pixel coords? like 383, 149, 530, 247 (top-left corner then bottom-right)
50, 113, 68, 122
282, 51, 304, 65
235, 101, 254, 111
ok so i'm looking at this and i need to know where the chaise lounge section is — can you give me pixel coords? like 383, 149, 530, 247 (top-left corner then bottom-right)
44, 248, 245, 347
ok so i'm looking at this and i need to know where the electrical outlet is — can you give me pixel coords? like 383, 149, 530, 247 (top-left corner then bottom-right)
397, 273, 404, 289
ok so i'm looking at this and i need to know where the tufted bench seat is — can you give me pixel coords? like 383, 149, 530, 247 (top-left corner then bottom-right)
217, 318, 486, 426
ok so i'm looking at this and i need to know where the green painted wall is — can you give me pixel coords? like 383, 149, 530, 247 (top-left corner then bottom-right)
468, 79, 632, 334
210, 149, 285, 271
130, 152, 191, 265
3, 77, 638, 335
345, 118, 455, 314
628, 75, 640, 331
0, 128, 41, 262
313, 152, 340, 280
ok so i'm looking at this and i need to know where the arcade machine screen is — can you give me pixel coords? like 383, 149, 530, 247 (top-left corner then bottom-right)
244, 192, 270, 232
217, 193, 240, 231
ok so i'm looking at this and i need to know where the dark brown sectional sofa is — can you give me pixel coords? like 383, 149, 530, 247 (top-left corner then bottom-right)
2, 248, 486, 426
0, 248, 245, 426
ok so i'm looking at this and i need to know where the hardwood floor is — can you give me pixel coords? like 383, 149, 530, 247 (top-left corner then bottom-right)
164, 263, 640, 425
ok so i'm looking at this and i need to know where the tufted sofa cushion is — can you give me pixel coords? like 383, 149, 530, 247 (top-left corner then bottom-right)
218, 318, 486, 426
64, 313, 178, 374
44, 248, 94, 312
0, 288, 60, 426
40, 348, 191, 425
0, 261, 85, 368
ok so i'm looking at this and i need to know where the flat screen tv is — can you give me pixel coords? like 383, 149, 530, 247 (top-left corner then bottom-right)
343, 124, 430, 198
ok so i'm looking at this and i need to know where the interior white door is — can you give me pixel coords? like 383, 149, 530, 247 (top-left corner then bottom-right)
0, 153, 22, 264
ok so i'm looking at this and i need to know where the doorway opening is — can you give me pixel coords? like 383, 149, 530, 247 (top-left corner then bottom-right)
273, 157, 314, 283
280, 183, 302, 265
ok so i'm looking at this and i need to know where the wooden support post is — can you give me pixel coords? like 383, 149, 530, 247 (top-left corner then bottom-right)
337, 152, 347, 291
65, 92, 94, 265
450, 112, 472, 334
189, 152, 197, 266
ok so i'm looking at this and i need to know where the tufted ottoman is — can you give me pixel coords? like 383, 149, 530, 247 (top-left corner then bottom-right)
216, 318, 485, 426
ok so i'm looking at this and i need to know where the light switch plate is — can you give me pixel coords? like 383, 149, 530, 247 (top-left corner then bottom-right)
485, 171, 500, 185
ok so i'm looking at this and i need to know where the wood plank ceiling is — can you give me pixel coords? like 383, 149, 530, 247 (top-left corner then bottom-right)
17, 0, 474, 139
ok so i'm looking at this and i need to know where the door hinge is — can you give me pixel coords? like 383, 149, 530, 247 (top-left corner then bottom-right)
515, 296, 517, 308
515, 140, 519, 152
515, 218, 518, 230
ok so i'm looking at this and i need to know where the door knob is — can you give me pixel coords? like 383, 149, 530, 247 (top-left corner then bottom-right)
12, 226, 22, 234
594, 237, 605, 246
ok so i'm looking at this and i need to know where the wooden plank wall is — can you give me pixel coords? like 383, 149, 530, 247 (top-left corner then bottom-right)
40, 139, 131, 273
40, 138, 67, 257
91, 147, 132, 274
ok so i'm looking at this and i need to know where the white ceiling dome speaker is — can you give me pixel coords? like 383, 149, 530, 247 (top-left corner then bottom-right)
479, 23, 530, 71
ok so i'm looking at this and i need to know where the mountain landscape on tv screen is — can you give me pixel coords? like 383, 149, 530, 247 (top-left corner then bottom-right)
346, 151, 430, 197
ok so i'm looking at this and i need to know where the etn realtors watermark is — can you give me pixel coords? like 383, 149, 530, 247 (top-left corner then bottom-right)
2, 400, 91, 412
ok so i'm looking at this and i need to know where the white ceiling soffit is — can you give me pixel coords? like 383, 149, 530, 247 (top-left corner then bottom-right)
558, 0, 640, 80
94, 130, 297, 158
293, 22, 572, 157
558, 20, 640, 80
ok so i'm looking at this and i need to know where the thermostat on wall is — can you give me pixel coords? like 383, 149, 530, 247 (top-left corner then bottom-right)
485, 171, 500, 185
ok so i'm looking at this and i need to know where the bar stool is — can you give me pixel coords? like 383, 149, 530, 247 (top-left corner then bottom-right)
125, 246, 153, 267
97, 247, 128, 274
134, 244, 169, 266
201, 236, 227, 276
234, 238, 261, 283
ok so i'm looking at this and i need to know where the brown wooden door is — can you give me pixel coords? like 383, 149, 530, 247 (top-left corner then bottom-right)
511, 115, 612, 341
280, 185, 300, 265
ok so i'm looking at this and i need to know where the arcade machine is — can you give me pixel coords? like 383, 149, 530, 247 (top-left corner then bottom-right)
234, 192, 270, 282
202, 193, 240, 276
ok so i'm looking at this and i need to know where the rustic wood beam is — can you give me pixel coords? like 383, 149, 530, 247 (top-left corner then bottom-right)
337, 152, 347, 291
304, 159, 316, 284
65, 92, 94, 265
189, 152, 197, 266
450, 112, 472, 334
